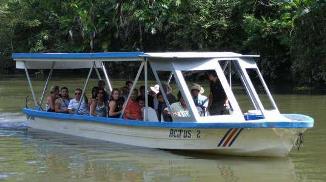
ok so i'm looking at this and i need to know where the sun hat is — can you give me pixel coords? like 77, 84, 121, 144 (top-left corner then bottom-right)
191, 83, 205, 94
191, 84, 201, 91
150, 84, 160, 94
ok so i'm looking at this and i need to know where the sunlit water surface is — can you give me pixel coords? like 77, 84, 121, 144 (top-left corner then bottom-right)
0, 76, 325, 181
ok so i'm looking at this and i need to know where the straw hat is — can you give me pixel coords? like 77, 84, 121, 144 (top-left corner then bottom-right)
191, 83, 205, 94
150, 84, 160, 94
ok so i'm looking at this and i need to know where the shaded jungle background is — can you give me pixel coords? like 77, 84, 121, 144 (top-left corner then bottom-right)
0, 0, 325, 91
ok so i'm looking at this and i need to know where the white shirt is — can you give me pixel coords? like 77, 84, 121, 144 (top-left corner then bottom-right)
170, 102, 190, 118
68, 98, 89, 115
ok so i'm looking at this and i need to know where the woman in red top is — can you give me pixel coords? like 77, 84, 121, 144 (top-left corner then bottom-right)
124, 89, 142, 120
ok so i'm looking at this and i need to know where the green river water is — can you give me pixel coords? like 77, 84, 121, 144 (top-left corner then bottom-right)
0, 75, 325, 182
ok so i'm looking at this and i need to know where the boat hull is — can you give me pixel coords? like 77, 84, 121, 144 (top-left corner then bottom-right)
27, 115, 306, 157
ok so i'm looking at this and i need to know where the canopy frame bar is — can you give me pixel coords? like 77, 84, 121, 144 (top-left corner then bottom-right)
76, 62, 94, 114
39, 62, 55, 110
101, 62, 113, 92
144, 58, 148, 121
150, 65, 173, 117
24, 61, 38, 107
120, 62, 145, 119
95, 67, 102, 80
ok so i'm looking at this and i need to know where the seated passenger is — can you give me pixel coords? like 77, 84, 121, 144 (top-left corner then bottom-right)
120, 86, 129, 101
90, 88, 107, 117
161, 82, 177, 103
124, 89, 142, 120
108, 88, 124, 118
149, 84, 159, 109
68, 88, 89, 115
156, 92, 172, 122
125, 80, 133, 93
54, 87, 70, 113
138, 97, 145, 117
190, 83, 208, 116
89, 86, 99, 105
139, 85, 145, 97
97, 80, 109, 103
138, 97, 158, 121
168, 91, 190, 118
46, 86, 59, 112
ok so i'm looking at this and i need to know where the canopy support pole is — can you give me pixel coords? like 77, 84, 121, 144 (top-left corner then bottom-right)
76, 62, 94, 114
120, 62, 145, 119
23, 62, 38, 107
229, 60, 232, 89
39, 62, 55, 109
144, 59, 148, 121
167, 73, 173, 84
150, 66, 173, 115
101, 62, 112, 92
95, 67, 102, 80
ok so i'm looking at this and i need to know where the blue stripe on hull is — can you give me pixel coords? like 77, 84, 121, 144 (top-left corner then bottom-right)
218, 129, 233, 147
23, 108, 314, 129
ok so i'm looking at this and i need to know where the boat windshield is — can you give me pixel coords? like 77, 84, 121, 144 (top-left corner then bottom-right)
245, 68, 276, 110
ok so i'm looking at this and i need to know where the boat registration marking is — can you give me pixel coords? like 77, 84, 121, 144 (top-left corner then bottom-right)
168, 129, 201, 139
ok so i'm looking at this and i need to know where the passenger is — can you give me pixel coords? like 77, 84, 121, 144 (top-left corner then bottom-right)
139, 85, 145, 97
90, 88, 107, 117
68, 88, 89, 115
207, 71, 228, 115
161, 82, 177, 103
120, 86, 129, 101
191, 83, 208, 115
156, 92, 172, 122
89, 86, 99, 105
169, 91, 190, 118
125, 80, 133, 92
108, 88, 124, 118
138, 97, 145, 118
54, 87, 70, 113
124, 89, 142, 120
97, 80, 109, 103
149, 84, 159, 109
46, 86, 59, 112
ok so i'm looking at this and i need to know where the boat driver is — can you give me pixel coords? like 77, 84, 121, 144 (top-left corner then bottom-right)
207, 71, 228, 115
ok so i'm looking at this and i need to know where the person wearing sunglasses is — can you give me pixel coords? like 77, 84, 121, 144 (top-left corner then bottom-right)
68, 88, 89, 115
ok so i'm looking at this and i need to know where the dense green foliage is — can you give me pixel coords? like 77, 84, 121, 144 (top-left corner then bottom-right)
0, 0, 325, 89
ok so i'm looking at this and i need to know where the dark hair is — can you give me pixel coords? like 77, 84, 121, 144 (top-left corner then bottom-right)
98, 80, 105, 85
50, 86, 60, 94
156, 92, 162, 97
91, 87, 99, 99
75, 88, 82, 92
61, 86, 68, 91
125, 80, 133, 86
97, 88, 105, 99
177, 91, 183, 101
137, 96, 145, 102
207, 70, 217, 77
110, 88, 120, 101
139, 85, 145, 91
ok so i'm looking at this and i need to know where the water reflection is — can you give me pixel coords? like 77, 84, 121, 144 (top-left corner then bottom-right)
8, 130, 297, 182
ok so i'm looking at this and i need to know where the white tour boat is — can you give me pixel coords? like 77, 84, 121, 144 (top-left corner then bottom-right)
12, 52, 314, 157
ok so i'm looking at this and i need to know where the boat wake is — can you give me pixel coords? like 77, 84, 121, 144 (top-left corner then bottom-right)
0, 112, 29, 130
